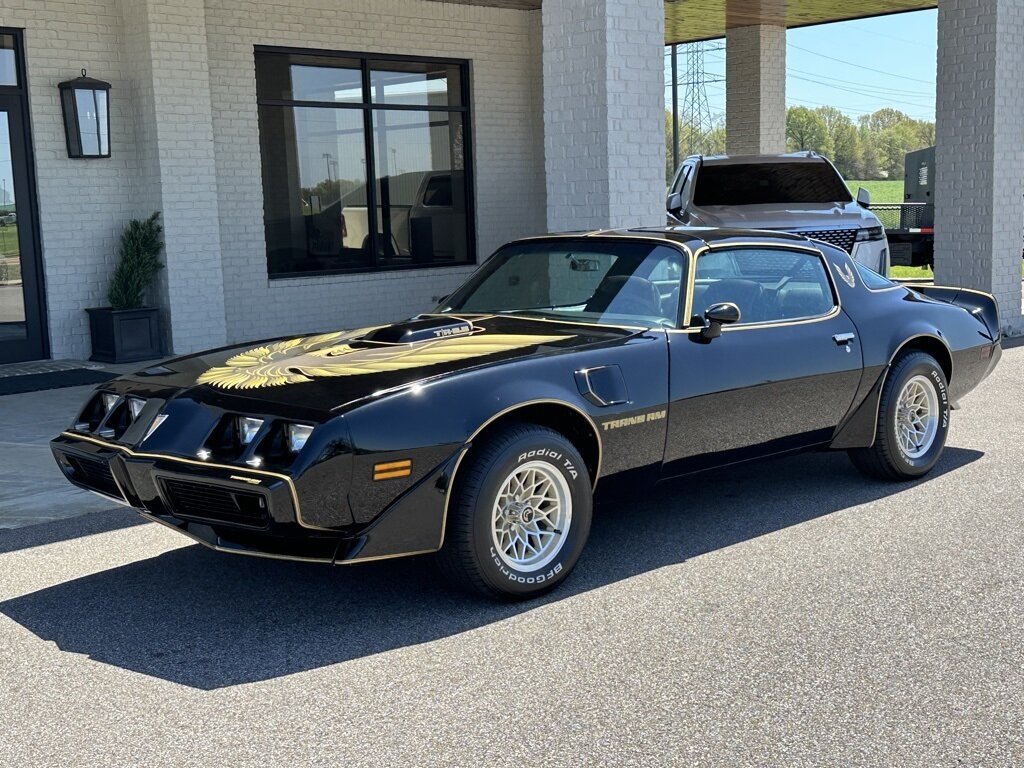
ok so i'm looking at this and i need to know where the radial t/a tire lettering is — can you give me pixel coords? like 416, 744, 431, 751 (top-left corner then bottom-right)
437, 422, 593, 600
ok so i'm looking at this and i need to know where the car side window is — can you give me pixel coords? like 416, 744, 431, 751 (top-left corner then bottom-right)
855, 261, 896, 290
692, 247, 836, 326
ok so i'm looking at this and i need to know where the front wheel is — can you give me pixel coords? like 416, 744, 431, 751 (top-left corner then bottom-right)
849, 351, 950, 480
437, 423, 592, 600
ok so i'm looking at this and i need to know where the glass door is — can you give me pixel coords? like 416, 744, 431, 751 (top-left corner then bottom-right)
0, 31, 46, 363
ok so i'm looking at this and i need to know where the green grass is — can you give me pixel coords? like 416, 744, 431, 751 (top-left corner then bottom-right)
0, 223, 18, 259
890, 264, 933, 279
846, 180, 904, 204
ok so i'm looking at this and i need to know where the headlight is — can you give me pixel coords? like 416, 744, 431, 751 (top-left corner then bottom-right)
127, 397, 146, 421
286, 424, 314, 453
856, 226, 885, 242
101, 393, 119, 414
236, 416, 264, 445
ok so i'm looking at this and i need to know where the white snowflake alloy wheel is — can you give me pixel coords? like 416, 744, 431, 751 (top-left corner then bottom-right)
895, 374, 939, 459
491, 460, 572, 572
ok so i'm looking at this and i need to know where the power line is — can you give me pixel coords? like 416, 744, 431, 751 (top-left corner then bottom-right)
788, 74, 935, 111
787, 67, 932, 98
788, 43, 934, 84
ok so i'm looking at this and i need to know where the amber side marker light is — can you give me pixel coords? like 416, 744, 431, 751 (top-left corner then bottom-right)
374, 459, 412, 481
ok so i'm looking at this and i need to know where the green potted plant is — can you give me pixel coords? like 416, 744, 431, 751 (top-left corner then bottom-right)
87, 212, 165, 363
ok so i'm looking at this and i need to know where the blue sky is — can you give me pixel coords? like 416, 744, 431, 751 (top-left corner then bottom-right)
667, 9, 938, 124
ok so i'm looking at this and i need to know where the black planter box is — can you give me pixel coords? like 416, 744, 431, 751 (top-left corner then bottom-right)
87, 307, 162, 363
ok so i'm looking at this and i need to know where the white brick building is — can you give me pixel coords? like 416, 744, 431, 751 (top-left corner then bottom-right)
0, 0, 1019, 364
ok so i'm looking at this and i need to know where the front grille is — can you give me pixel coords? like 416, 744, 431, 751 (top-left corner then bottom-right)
65, 454, 123, 499
159, 477, 270, 530
801, 228, 857, 254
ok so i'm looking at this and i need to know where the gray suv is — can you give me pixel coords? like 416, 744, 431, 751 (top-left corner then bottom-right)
667, 152, 889, 275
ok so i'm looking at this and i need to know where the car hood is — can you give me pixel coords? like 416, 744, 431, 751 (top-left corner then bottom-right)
118, 314, 634, 417
689, 202, 878, 232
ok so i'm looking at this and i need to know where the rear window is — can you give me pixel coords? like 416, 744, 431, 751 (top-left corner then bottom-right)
693, 162, 853, 206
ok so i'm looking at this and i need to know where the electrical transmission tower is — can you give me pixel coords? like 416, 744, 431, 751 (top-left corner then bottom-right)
669, 40, 725, 171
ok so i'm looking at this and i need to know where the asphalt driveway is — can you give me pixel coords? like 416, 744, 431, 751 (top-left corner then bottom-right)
1, 346, 1022, 767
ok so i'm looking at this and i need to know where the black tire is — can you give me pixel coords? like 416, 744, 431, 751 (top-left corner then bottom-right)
437, 422, 592, 600
848, 351, 950, 480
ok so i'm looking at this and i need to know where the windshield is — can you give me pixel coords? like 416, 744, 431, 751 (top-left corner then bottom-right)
440, 240, 684, 327
694, 162, 853, 206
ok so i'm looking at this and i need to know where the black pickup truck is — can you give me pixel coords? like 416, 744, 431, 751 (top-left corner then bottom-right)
870, 146, 935, 269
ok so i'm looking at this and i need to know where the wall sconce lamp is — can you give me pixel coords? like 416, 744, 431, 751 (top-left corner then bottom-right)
58, 69, 111, 158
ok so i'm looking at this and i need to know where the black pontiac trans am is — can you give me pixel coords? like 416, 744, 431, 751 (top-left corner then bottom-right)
51, 228, 1002, 599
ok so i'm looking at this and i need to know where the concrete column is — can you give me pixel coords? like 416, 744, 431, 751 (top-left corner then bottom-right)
119, 0, 228, 354
725, 24, 786, 155
542, 0, 665, 232
934, 0, 1023, 332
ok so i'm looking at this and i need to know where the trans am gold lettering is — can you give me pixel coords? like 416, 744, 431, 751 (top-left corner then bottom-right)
601, 409, 666, 431
197, 325, 572, 390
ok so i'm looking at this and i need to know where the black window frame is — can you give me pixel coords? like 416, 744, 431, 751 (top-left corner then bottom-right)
254, 45, 476, 280
0, 27, 49, 362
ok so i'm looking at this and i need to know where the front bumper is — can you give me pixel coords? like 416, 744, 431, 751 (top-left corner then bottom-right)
50, 433, 342, 562
50, 431, 456, 565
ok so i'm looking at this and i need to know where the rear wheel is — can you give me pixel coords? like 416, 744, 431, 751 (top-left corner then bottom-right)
437, 423, 592, 600
849, 351, 950, 480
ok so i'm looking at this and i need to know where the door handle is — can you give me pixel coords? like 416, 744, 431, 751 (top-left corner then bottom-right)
833, 332, 856, 346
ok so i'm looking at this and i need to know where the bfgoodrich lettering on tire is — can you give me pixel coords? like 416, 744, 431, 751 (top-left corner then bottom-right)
849, 351, 950, 481
437, 422, 593, 600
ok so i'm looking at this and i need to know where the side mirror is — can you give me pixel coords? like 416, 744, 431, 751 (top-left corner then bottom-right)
700, 302, 741, 340
666, 192, 683, 216
856, 187, 871, 208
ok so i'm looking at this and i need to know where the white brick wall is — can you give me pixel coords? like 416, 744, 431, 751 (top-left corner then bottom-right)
542, 0, 665, 231
203, 0, 547, 345
122, 0, 228, 354
934, 0, 1024, 332
2, 0, 145, 359
725, 24, 786, 156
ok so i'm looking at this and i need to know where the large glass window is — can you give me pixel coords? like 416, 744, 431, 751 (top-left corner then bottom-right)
256, 49, 473, 278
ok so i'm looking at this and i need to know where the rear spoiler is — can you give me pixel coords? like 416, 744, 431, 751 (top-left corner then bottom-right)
910, 285, 1000, 340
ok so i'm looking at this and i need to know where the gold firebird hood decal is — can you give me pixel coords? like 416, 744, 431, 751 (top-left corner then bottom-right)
196, 324, 572, 390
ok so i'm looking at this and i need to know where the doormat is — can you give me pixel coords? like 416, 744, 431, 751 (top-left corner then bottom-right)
0, 368, 116, 396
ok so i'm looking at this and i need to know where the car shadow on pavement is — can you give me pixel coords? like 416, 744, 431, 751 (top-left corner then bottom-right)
0, 446, 982, 690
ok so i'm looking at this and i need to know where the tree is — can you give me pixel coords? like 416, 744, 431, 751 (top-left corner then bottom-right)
814, 107, 863, 178
862, 107, 910, 133
786, 106, 833, 157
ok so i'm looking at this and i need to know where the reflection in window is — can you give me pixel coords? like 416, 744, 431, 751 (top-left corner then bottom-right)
0, 35, 16, 87
369, 61, 461, 108
289, 65, 362, 103
255, 50, 473, 277
373, 111, 467, 267
260, 107, 371, 275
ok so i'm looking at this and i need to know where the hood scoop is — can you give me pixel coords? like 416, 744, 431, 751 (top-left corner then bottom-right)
362, 316, 475, 345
